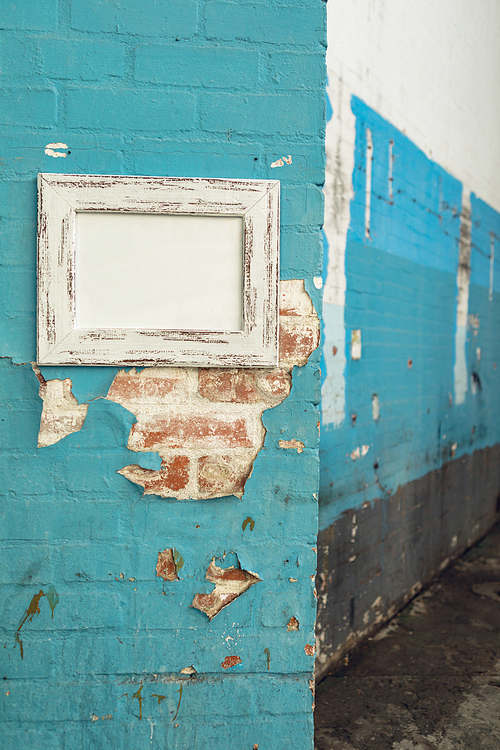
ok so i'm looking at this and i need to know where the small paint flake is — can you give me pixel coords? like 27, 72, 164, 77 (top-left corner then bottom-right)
242, 516, 255, 532
45, 142, 68, 157
156, 549, 179, 582
350, 445, 369, 461
179, 665, 197, 676
289, 577, 298, 583
119, 573, 124, 579
313, 276, 323, 289
221, 655, 242, 669
91, 714, 99, 722
102, 714, 112, 720
129, 577, 135, 582
304, 643, 316, 656
287, 616, 299, 631
270, 154, 292, 168
279, 439, 304, 453
191, 556, 261, 620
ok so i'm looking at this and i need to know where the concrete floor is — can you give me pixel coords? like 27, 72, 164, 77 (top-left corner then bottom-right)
315, 522, 500, 750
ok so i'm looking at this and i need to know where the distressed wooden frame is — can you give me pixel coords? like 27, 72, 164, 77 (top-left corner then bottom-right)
37, 173, 279, 367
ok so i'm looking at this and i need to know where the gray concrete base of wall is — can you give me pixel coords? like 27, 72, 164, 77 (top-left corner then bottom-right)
315, 445, 500, 680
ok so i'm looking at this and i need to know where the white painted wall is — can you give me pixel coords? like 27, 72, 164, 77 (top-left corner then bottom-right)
327, 0, 500, 213
323, 0, 500, 427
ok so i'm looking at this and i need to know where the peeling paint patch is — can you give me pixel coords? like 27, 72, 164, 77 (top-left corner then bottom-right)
350, 445, 369, 460
221, 655, 242, 669
304, 643, 316, 656
191, 556, 261, 620
156, 549, 180, 581
279, 439, 304, 453
454, 189, 472, 404
108, 281, 319, 500
372, 393, 380, 421
270, 154, 292, 168
287, 616, 300, 631
45, 142, 68, 157
35, 367, 88, 448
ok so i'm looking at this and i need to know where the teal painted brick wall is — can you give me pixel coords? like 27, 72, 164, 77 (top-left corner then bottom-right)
317, 95, 500, 672
0, 2, 326, 747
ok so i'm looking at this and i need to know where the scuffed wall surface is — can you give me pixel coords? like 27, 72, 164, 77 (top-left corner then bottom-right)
317, 446, 500, 676
319, 0, 500, 675
0, 2, 326, 747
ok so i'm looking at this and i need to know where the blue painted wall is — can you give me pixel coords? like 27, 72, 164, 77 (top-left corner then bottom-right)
320, 97, 500, 532
0, 3, 326, 747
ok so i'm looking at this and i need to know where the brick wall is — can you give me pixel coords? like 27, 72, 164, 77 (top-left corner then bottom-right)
0, 2, 326, 748
318, 94, 500, 675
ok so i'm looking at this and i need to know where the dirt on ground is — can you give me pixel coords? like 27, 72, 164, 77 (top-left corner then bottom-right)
314, 523, 500, 750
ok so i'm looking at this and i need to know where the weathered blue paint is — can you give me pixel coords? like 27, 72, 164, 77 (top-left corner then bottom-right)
0, 2, 326, 747
320, 96, 500, 531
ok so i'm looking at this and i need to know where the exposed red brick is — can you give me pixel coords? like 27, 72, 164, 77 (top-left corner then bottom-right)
279, 322, 320, 364
107, 370, 186, 403
191, 592, 217, 610
199, 369, 259, 403
156, 549, 179, 581
130, 415, 252, 450
162, 455, 189, 491
198, 454, 251, 497
118, 458, 189, 496
209, 565, 247, 582
191, 558, 261, 620
221, 655, 242, 670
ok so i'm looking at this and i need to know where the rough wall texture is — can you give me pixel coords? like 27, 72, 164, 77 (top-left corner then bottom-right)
318, 94, 500, 676
0, 2, 326, 748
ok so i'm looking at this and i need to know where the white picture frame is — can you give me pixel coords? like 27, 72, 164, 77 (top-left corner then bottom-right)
37, 174, 280, 367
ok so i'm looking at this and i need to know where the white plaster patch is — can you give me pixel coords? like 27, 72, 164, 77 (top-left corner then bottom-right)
489, 232, 495, 301
454, 188, 471, 405
313, 276, 323, 289
351, 329, 361, 360
36, 372, 88, 448
372, 393, 380, 421
321, 77, 355, 429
